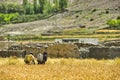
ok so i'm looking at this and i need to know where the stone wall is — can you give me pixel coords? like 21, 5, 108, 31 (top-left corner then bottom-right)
0, 50, 23, 57
0, 41, 15, 50
89, 47, 120, 59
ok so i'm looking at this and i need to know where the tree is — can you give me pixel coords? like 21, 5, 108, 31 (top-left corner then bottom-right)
39, 0, 46, 13
53, 0, 59, 12
25, 4, 34, 14
59, 0, 68, 11
33, 0, 38, 13
0, 3, 7, 13
43, 0, 52, 14
23, 0, 28, 6
23, 0, 34, 14
7, 4, 25, 14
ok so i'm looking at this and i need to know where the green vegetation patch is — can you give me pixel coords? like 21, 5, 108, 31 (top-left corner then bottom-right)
107, 18, 120, 29
9, 35, 56, 41
63, 28, 95, 35
0, 0, 68, 25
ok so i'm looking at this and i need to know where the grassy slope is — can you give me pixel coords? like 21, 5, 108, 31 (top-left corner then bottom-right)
0, 0, 119, 37
0, 58, 120, 80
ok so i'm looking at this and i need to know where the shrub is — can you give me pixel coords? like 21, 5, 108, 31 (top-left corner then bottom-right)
0, 13, 52, 25
91, 8, 97, 13
0, 13, 19, 24
107, 19, 120, 29
117, 16, 120, 19
90, 18, 94, 21
105, 10, 109, 14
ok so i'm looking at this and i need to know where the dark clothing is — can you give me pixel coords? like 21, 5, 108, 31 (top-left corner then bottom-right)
37, 52, 48, 64
43, 52, 47, 63
22, 50, 26, 58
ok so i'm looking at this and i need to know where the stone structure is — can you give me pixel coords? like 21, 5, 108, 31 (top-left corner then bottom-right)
0, 41, 15, 50
89, 47, 120, 59
55, 38, 98, 45
0, 50, 23, 57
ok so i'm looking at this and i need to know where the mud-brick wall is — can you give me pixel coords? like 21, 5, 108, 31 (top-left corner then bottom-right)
0, 50, 23, 57
89, 47, 120, 59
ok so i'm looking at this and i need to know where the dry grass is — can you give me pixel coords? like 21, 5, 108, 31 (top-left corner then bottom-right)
96, 29, 120, 34
39, 34, 120, 42
0, 58, 120, 80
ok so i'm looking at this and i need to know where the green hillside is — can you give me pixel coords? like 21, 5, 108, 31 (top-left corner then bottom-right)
0, 0, 119, 41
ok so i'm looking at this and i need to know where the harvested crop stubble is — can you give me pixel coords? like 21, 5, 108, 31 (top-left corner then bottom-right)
0, 58, 120, 80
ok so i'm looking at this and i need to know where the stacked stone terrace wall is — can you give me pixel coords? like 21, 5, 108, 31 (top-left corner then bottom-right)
89, 47, 120, 59
0, 50, 23, 57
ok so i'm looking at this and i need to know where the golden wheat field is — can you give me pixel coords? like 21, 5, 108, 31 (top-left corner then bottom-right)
0, 57, 120, 80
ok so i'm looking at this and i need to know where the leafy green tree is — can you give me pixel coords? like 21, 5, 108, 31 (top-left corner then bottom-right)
33, 0, 38, 13
59, 0, 68, 11
23, 0, 28, 6
39, 0, 46, 13
53, 0, 59, 12
0, 3, 24, 14
43, 0, 52, 14
25, 3, 34, 14
0, 3, 7, 13
23, 0, 34, 14
7, 4, 25, 14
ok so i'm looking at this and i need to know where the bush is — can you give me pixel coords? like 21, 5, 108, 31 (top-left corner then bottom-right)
117, 16, 120, 19
91, 8, 97, 13
105, 10, 109, 14
107, 19, 120, 29
90, 18, 94, 21
0, 13, 19, 24
0, 13, 52, 25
